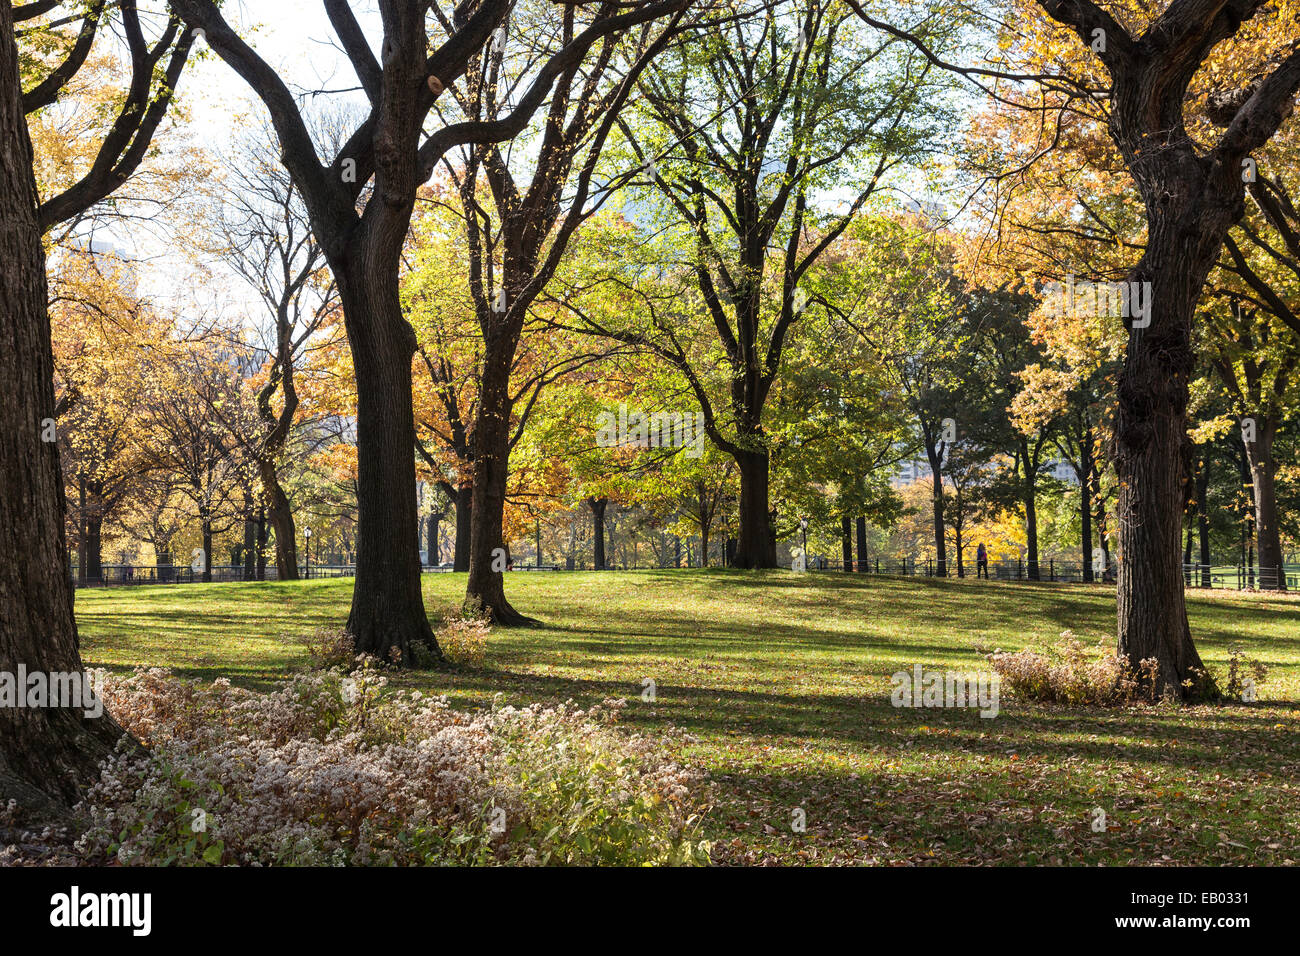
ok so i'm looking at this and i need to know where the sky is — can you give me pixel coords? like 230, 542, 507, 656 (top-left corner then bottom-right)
183, 1, 372, 135
115, 1, 961, 323
116, 2, 375, 318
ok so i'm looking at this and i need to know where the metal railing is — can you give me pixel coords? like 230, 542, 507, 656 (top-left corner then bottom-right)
69, 558, 1299, 592
70, 563, 361, 587
800, 557, 1299, 590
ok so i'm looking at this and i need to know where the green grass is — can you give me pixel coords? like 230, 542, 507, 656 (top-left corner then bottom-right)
77, 571, 1300, 865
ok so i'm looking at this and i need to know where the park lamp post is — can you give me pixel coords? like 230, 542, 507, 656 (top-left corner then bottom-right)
800, 516, 808, 570
304, 527, 312, 580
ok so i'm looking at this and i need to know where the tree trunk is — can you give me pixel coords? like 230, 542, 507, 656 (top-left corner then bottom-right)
1244, 415, 1285, 590
1113, 224, 1222, 699
589, 497, 608, 570
1024, 470, 1040, 582
256, 508, 267, 581
1092, 469, 1110, 575
242, 497, 256, 582
466, 348, 533, 625
76, 476, 86, 585
1080, 425, 1094, 583
259, 460, 298, 580
0, 6, 124, 814
734, 449, 776, 568
453, 483, 472, 572
1197, 456, 1211, 588
85, 510, 102, 585
841, 515, 852, 572
84, 478, 103, 585
855, 517, 867, 572
928, 464, 946, 577
427, 512, 441, 565
337, 263, 441, 661
200, 508, 213, 583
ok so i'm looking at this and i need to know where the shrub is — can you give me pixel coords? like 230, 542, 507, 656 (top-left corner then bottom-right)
302, 627, 357, 671
434, 601, 492, 667
74, 662, 709, 866
1223, 647, 1269, 701
991, 632, 1271, 706
989, 631, 1160, 706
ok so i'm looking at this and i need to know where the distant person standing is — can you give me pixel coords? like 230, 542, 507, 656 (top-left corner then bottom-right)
976, 542, 989, 579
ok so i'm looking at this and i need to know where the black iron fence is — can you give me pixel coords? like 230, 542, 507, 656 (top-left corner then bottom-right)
70, 563, 363, 587
69, 558, 1300, 591
800, 557, 1300, 590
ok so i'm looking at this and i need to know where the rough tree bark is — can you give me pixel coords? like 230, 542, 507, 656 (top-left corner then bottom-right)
453, 483, 472, 572
1036, 0, 1300, 698
735, 449, 777, 568
0, 1, 126, 814
258, 460, 298, 581
336, 258, 439, 658
589, 497, 608, 570
466, 351, 526, 621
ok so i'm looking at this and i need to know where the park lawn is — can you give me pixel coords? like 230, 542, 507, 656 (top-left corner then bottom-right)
77, 571, 1300, 866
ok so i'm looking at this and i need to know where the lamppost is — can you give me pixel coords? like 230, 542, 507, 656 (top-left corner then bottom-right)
799, 516, 808, 571
304, 527, 312, 580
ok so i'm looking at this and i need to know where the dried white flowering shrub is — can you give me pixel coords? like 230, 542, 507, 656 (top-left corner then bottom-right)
988, 631, 1161, 706
74, 660, 709, 866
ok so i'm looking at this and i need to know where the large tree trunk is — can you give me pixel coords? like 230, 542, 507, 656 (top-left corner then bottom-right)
589, 496, 607, 570
453, 483, 472, 572
1075, 3, 1300, 699
466, 348, 533, 625
1245, 414, 1285, 590
841, 515, 852, 572
1112, 201, 1227, 698
734, 449, 776, 568
856, 516, 868, 572
337, 264, 441, 661
259, 460, 298, 580
0, 5, 124, 814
